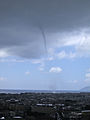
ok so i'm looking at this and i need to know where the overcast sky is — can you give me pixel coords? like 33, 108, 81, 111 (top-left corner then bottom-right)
0, 0, 90, 90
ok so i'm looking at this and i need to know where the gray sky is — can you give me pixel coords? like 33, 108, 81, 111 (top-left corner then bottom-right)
0, 0, 90, 58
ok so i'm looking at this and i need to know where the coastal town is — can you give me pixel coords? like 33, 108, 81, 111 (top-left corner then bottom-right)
0, 92, 90, 120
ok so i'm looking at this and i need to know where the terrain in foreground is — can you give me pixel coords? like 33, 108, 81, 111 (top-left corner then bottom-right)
0, 92, 90, 120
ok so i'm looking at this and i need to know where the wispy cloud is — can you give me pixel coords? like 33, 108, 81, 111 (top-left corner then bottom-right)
68, 80, 78, 84
0, 77, 7, 81
85, 68, 90, 82
38, 62, 45, 71
0, 58, 29, 63
25, 71, 30, 75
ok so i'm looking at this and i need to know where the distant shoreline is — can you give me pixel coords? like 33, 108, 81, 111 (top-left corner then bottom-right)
0, 89, 90, 94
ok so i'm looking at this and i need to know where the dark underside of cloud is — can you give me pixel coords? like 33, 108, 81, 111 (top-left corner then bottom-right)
0, 0, 90, 58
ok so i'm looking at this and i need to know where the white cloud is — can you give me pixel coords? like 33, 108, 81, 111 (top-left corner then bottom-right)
44, 28, 90, 61
85, 73, 90, 78
25, 71, 30, 75
47, 29, 90, 60
49, 67, 62, 73
88, 68, 90, 72
38, 63, 45, 71
67, 80, 78, 84
57, 51, 76, 59
47, 48, 55, 56
0, 58, 27, 63
32, 58, 46, 71
57, 51, 67, 59
85, 78, 90, 82
69, 52, 76, 58
32, 59, 43, 64
53, 28, 90, 58
85, 69, 90, 82
39, 67, 44, 71
47, 56, 54, 61
0, 50, 9, 58
72, 80, 78, 83
0, 77, 7, 81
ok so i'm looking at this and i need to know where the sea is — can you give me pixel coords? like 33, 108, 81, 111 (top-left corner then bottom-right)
0, 89, 81, 94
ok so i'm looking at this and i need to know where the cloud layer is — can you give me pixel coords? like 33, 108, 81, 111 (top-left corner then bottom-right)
0, 0, 90, 59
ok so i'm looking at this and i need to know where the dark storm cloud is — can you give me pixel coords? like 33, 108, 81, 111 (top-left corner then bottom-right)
0, 0, 90, 58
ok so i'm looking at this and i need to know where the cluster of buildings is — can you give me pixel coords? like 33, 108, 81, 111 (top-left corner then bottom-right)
0, 92, 90, 120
